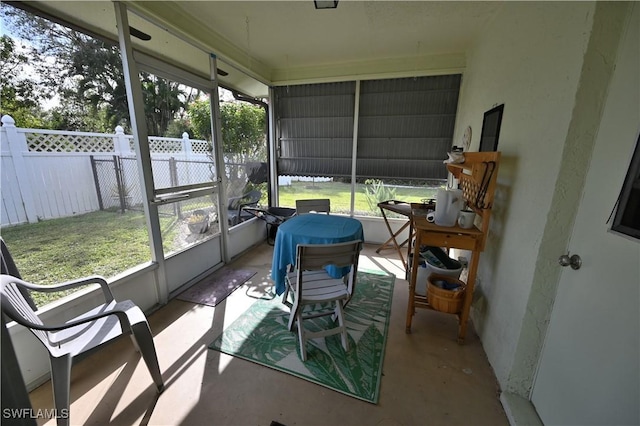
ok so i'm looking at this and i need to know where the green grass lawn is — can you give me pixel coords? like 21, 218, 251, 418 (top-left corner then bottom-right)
279, 181, 357, 210
1, 210, 180, 306
278, 180, 441, 215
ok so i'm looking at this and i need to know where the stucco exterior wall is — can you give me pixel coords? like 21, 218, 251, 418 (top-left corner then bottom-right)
453, 2, 596, 385
530, 4, 639, 421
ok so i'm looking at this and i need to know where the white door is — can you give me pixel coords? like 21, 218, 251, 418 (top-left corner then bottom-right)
531, 7, 639, 425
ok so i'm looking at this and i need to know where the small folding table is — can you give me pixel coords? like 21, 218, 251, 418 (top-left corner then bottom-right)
376, 200, 433, 269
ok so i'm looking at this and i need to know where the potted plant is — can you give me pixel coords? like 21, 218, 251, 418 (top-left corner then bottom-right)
187, 210, 210, 234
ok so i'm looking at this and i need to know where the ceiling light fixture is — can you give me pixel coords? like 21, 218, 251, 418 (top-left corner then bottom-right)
314, 1, 338, 9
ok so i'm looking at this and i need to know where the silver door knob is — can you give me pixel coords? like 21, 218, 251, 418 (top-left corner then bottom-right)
558, 253, 582, 270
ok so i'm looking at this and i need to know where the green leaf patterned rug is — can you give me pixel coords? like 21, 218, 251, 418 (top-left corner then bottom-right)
209, 270, 395, 404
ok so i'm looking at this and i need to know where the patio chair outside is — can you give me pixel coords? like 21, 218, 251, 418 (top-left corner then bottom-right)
0, 275, 164, 426
295, 198, 331, 215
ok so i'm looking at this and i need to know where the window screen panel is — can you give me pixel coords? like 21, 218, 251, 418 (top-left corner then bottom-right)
275, 82, 355, 177
357, 75, 461, 181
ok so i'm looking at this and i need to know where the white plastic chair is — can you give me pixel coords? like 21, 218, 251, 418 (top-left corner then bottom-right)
0, 274, 164, 426
295, 198, 331, 214
283, 240, 361, 361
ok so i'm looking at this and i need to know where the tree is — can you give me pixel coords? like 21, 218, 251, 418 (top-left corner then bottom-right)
188, 98, 266, 158
188, 97, 267, 196
187, 98, 212, 141
0, 35, 48, 127
1, 4, 191, 135
164, 117, 192, 139
1, 6, 127, 131
219, 102, 267, 159
141, 74, 202, 137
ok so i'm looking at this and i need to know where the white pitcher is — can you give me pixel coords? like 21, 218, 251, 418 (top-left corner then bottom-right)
434, 188, 464, 227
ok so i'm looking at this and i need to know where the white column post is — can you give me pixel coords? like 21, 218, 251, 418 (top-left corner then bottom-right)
182, 132, 193, 187
113, 125, 133, 155
182, 132, 193, 156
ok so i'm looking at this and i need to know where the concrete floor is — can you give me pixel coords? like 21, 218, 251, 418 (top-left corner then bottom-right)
29, 242, 508, 426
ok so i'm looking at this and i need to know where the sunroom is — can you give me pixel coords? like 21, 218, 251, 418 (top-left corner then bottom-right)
1, 2, 638, 426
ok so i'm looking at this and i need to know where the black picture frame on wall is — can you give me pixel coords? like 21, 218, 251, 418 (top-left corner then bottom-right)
611, 131, 640, 240
479, 104, 504, 152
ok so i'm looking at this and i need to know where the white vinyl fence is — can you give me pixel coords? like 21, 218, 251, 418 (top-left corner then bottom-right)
0, 115, 211, 227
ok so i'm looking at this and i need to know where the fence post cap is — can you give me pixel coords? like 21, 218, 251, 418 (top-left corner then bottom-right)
182, 132, 189, 139
1, 115, 16, 126
115, 125, 125, 134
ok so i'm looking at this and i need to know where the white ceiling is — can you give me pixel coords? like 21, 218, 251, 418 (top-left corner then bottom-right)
25, 1, 503, 97
158, 1, 500, 68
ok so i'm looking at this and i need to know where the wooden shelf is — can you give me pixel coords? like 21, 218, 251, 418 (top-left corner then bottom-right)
446, 151, 500, 251
406, 151, 501, 342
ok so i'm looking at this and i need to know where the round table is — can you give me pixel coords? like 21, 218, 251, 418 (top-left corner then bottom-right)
270, 214, 364, 295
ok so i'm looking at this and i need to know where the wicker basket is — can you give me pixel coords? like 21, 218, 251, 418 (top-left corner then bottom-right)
427, 274, 466, 314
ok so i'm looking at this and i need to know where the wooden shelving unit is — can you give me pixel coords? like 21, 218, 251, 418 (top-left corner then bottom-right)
406, 152, 501, 342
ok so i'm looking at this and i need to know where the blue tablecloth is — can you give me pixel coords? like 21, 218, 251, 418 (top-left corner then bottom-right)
271, 214, 365, 295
